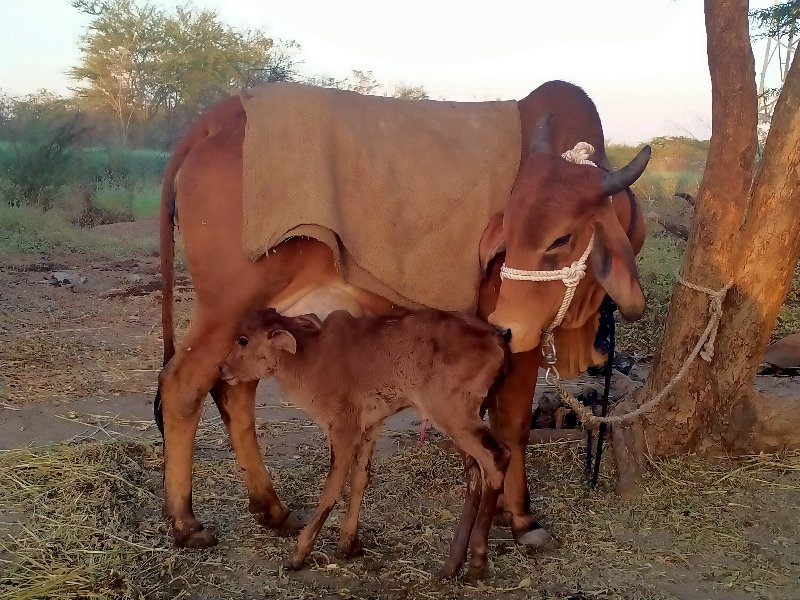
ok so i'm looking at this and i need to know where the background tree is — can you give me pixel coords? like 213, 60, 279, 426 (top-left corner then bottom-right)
392, 83, 430, 100
0, 91, 87, 209
70, 0, 295, 142
344, 69, 380, 95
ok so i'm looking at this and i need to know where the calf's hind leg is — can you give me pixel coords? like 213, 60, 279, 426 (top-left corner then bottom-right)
466, 430, 510, 581
337, 423, 382, 558
428, 408, 510, 579
438, 455, 482, 579
210, 379, 302, 535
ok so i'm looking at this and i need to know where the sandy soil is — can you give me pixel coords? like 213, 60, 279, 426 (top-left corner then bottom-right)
1, 233, 799, 599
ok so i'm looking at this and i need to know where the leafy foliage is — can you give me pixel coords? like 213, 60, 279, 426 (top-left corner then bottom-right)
0, 92, 89, 210
69, 0, 296, 140
393, 84, 430, 100
750, 1, 800, 39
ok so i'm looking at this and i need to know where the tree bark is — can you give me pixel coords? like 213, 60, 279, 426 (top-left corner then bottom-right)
614, 2, 800, 491
712, 48, 800, 449
632, 0, 758, 455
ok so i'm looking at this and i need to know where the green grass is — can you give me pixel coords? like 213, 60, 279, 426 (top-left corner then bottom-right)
93, 182, 161, 220
618, 234, 686, 355
0, 204, 158, 258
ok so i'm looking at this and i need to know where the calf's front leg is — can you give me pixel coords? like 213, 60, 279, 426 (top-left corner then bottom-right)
285, 429, 357, 570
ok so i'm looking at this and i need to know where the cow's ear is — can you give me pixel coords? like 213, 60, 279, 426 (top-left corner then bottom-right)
479, 212, 506, 275
267, 329, 297, 354
294, 313, 322, 331
589, 208, 645, 321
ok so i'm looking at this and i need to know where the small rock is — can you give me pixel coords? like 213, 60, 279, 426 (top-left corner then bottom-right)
126, 274, 144, 284
50, 271, 83, 286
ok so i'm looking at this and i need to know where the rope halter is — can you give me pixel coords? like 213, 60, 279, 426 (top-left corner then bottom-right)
499, 232, 595, 332
497, 141, 600, 382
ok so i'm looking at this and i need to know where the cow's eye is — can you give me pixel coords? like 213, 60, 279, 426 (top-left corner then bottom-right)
237, 336, 249, 347
546, 234, 571, 251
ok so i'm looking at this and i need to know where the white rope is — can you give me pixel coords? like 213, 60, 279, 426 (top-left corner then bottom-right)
561, 142, 597, 167
499, 233, 595, 332
548, 277, 735, 427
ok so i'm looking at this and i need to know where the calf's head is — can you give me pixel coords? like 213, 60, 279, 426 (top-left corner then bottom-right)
487, 115, 649, 353
221, 309, 321, 384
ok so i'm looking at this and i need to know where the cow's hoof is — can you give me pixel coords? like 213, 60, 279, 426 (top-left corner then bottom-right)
515, 526, 556, 549
174, 527, 218, 549
253, 510, 304, 537
283, 554, 305, 571
277, 511, 304, 537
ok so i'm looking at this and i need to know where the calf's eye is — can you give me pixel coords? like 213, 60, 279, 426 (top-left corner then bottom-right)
237, 336, 249, 347
546, 234, 571, 251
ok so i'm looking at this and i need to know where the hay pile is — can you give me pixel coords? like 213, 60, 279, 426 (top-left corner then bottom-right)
2, 420, 799, 600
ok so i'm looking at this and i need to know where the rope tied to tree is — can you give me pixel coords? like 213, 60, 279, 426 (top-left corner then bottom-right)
548, 277, 735, 427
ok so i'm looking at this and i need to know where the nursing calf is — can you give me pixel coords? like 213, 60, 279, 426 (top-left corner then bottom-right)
221, 308, 511, 579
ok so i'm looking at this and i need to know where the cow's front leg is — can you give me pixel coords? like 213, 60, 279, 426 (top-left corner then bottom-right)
490, 348, 555, 548
210, 379, 302, 535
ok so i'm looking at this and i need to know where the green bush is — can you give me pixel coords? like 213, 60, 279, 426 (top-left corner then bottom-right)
0, 118, 87, 209
0, 204, 157, 257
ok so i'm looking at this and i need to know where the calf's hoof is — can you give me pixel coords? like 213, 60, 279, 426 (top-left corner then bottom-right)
173, 526, 218, 549
436, 560, 462, 580
336, 534, 361, 559
465, 562, 488, 583
283, 553, 306, 571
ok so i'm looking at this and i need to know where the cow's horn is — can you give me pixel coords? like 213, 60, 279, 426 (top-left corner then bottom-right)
601, 145, 652, 195
529, 113, 554, 155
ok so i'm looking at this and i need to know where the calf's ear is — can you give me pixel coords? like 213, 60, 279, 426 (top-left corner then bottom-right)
294, 313, 322, 331
267, 329, 297, 354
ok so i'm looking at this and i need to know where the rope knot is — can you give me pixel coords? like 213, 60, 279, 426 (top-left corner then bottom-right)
561, 142, 597, 166
561, 262, 587, 287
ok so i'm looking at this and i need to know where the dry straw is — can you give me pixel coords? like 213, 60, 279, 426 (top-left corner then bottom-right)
1, 415, 798, 600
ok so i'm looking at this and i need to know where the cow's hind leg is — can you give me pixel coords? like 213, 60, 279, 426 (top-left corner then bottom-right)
210, 379, 302, 535
337, 423, 381, 558
157, 310, 239, 547
285, 426, 357, 570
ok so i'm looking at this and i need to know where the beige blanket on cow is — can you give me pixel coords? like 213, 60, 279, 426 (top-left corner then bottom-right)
240, 82, 521, 312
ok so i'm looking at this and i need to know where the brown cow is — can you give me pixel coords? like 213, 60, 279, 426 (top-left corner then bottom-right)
221, 308, 511, 579
155, 80, 649, 549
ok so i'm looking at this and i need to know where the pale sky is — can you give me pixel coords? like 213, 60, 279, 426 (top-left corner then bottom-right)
0, 0, 781, 144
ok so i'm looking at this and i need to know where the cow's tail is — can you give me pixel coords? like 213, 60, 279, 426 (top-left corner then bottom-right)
160, 150, 182, 366
156, 131, 197, 436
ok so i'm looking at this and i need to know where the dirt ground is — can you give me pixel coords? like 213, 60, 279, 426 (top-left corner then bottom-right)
1, 224, 799, 599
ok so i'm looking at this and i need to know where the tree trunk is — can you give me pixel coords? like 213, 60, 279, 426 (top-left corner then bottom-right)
712, 48, 800, 449
632, 0, 758, 454
614, 1, 800, 488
